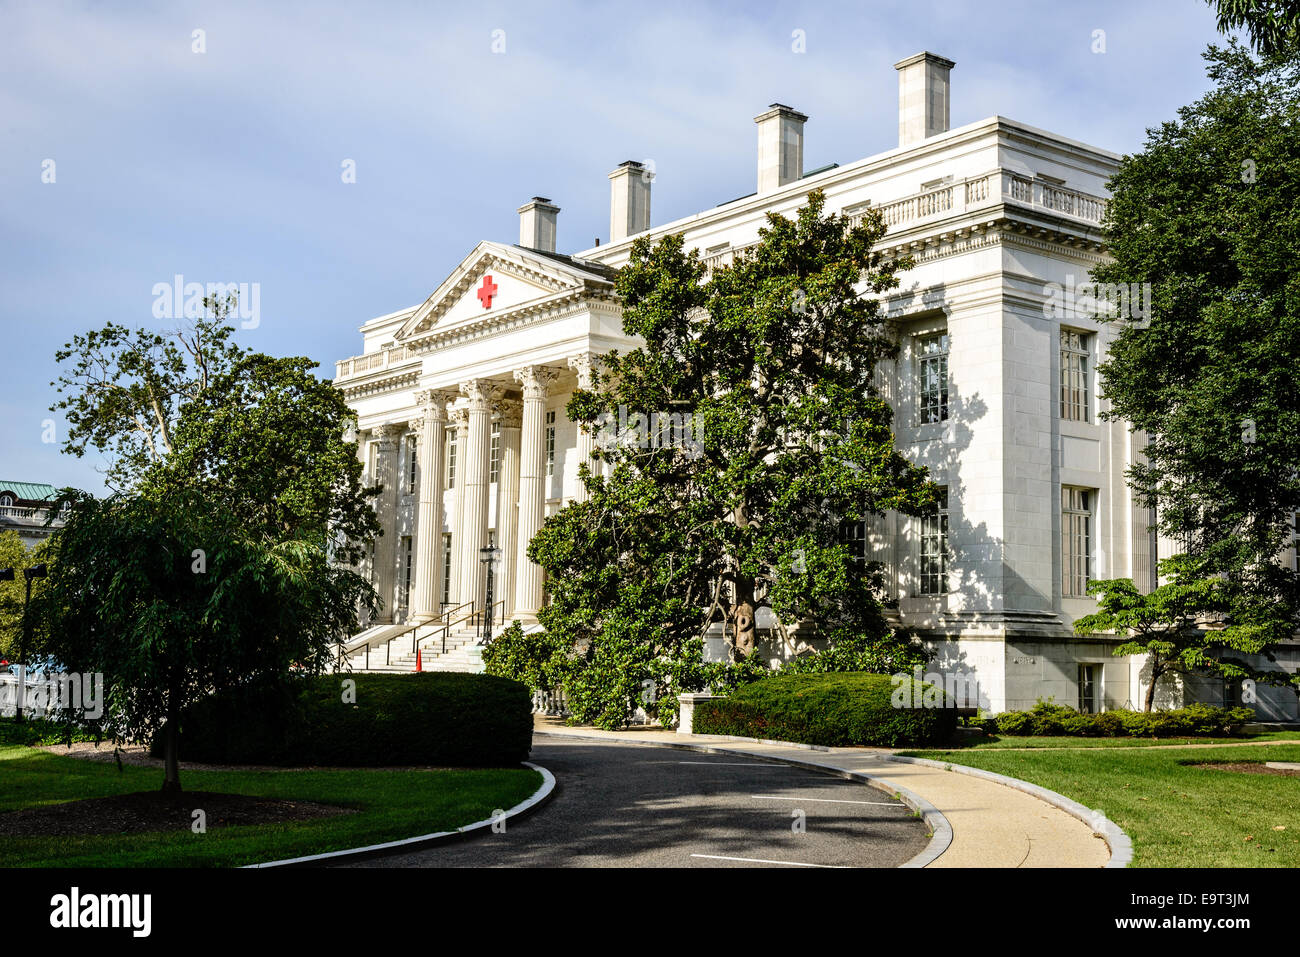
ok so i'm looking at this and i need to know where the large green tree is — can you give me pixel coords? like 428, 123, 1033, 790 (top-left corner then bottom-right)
497, 191, 936, 729
1208, 0, 1300, 56
0, 531, 52, 660
51, 298, 244, 491
1093, 43, 1300, 656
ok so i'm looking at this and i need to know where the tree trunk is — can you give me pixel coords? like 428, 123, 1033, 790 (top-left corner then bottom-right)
730, 576, 757, 661
161, 677, 182, 796
1144, 665, 1160, 713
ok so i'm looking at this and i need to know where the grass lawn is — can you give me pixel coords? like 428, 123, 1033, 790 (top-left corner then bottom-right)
943, 730, 1300, 749
0, 740, 542, 868
904, 742, 1300, 867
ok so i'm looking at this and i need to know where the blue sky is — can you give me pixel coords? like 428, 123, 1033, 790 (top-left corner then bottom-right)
1, 0, 1230, 494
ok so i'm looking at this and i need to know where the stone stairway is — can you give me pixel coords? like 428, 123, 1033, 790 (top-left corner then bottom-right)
343, 625, 486, 674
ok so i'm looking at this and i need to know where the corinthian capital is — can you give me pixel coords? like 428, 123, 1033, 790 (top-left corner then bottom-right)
495, 399, 524, 429
414, 388, 456, 422
567, 353, 599, 389
460, 378, 503, 411
514, 365, 558, 400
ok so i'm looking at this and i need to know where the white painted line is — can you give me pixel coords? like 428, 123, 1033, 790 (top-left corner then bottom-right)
244, 762, 555, 868
750, 795, 904, 806
691, 853, 847, 868
675, 761, 783, 766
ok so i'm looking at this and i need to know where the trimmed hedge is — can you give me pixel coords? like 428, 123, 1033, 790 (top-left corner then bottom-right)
989, 701, 1255, 738
692, 672, 958, 747
153, 672, 533, 767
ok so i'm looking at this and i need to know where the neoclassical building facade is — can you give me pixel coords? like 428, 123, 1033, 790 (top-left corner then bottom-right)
335, 51, 1299, 719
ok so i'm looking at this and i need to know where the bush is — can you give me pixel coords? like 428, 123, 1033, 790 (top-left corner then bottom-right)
992, 700, 1253, 738
153, 672, 533, 767
692, 672, 958, 747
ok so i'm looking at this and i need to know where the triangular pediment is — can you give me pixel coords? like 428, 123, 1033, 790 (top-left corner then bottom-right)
395, 241, 616, 340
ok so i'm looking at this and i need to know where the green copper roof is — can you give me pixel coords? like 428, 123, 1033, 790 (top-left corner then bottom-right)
0, 482, 58, 502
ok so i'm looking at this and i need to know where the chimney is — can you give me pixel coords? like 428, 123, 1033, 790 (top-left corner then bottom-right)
518, 197, 559, 253
894, 52, 955, 147
608, 161, 652, 243
754, 103, 807, 194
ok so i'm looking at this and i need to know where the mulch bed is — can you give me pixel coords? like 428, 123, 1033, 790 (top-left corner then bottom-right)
1194, 762, 1300, 777
0, 791, 356, 837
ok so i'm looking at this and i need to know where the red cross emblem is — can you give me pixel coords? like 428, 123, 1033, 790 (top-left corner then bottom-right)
477, 274, 498, 309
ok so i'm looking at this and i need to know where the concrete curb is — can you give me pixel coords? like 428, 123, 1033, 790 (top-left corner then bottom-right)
243, 761, 556, 868
536, 729, 951, 868
882, 754, 1132, 868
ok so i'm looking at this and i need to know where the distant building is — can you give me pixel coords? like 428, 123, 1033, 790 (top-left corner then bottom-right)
0, 481, 64, 550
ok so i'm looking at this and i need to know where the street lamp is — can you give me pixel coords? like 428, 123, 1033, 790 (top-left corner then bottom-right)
478, 546, 501, 643
7, 564, 46, 723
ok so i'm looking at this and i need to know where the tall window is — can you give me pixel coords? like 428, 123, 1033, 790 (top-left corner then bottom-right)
489, 422, 501, 483
406, 435, 418, 493
545, 410, 557, 477
400, 536, 413, 610
446, 428, 458, 488
0, 494, 12, 508
1060, 330, 1091, 422
920, 487, 949, 594
441, 533, 453, 606
917, 333, 949, 424
1078, 664, 1099, 714
1292, 512, 1299, 575
1063, 487, 1093, 597
839, 519, 869, 567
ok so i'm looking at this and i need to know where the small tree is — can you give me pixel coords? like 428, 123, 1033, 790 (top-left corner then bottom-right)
1075, 555, 1294, 711
41, 490, 374, 794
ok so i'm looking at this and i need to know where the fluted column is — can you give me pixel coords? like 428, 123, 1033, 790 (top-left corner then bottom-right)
447, 406, 468, 610
372, 424, 401, 623
513, 366, 557, 620
411, 390, 454, 620
458, 379, 501, 611
568, 352, 598, 502
495, 400, 523, 621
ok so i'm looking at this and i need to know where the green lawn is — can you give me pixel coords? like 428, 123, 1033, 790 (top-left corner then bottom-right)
904, 742, 1300, 867
944, 731, 1300, 749
0, 741, 541, 868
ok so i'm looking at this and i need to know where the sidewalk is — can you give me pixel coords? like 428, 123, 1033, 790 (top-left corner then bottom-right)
533, 716, 1113, 868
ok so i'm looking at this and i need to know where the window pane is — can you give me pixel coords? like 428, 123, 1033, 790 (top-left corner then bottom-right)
921, 487, 949, 594
917, 333, 949, 425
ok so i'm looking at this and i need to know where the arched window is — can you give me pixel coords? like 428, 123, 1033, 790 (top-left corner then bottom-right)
0, 494, 13, 508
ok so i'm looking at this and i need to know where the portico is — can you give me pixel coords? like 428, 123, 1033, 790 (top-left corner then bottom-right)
337, 231, 624, 631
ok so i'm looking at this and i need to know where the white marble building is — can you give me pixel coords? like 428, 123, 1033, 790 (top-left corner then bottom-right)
335, 52, 1299, 718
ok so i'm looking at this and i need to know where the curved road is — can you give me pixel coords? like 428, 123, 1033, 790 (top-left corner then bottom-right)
336, 737, 929, 868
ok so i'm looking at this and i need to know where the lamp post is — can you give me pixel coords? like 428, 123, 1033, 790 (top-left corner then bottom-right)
7, 564, 46, 723
478, 545, 501, 643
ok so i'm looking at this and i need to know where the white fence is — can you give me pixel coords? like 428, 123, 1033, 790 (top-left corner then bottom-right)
0, 673, 103, 720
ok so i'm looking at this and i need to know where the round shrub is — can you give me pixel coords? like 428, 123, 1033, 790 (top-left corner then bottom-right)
152, 672, 533, 767
692, 672, 958, 747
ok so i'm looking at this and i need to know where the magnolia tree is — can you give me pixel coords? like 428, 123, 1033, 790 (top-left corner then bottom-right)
488, 191, 938, 729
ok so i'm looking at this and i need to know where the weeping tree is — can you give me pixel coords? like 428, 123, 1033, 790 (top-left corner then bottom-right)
496, 190, 937, 729
41, 490, 375, 794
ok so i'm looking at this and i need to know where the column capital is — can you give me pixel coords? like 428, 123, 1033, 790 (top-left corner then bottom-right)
513, 365, 559, 400
461, 378, 504, 411
414, 388, 456, 421
449, 405, 470, 429
495, 398, 524, 429
567, 352, 600, 389
373, 423, 402, 448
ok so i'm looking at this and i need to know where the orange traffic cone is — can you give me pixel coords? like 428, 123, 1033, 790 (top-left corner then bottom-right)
415, 649, 423, 672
